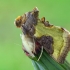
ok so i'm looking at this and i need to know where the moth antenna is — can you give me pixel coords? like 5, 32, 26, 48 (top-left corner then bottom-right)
14, 43, 22, 47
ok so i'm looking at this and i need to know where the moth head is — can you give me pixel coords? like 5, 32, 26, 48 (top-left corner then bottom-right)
14, 14, 26, 28
14, 16, 22, 28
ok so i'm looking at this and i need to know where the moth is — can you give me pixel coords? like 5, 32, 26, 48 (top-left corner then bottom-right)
14, 7, 70, 63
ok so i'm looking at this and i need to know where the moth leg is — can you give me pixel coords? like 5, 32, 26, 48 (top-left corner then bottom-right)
37, 46, 43, 61
32, 38, 36, 54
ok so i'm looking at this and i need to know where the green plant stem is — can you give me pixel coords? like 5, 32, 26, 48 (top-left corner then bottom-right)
32, 50, 70, 70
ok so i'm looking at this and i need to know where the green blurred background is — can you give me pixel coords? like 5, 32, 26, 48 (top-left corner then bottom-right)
0, 0, 70, 70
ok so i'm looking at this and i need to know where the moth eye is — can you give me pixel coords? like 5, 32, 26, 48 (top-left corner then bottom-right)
15, 20, 21, 27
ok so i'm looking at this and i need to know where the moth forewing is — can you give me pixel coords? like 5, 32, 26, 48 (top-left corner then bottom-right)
34, 22, 70, 63
51, 28, 70, 63
56, 29, 70, 63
